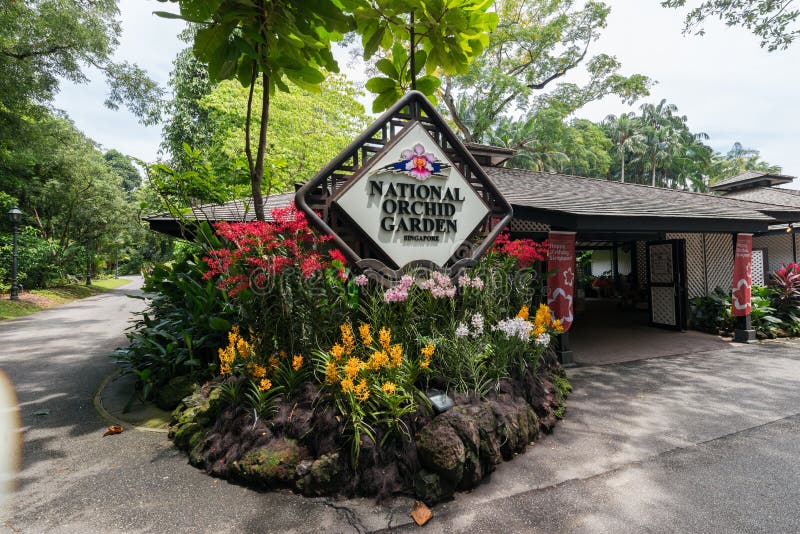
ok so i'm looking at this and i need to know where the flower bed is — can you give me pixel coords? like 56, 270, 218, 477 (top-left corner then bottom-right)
139, 203, 571, 502
169, 359, 569, 503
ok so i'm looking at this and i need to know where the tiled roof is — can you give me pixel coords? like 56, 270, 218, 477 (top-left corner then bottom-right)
145, 192, 296, 223
722, 187, 800, 210
485, 167, 788, 221
145, 169, 800, 237
709, 170, 795, 191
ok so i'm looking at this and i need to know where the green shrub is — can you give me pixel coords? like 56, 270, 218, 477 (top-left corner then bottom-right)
115, 249, 234, 399
690, 288, 734, 333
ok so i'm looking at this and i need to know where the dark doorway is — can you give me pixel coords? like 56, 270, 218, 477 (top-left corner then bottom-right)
646, 239, 689, 331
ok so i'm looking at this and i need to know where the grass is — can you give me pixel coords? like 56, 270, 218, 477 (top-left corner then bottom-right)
0, 277, 133, 320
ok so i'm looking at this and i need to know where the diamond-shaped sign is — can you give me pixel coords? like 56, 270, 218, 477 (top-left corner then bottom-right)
296, 91, 512, 280
334, 122, 489, 268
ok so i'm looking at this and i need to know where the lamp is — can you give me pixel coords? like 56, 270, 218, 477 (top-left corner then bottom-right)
786, 224, 794, 233
7, 207, 22, 300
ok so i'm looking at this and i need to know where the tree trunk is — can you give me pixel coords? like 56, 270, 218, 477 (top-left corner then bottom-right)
651, 159, 657, 187
250, 73, 270, 221
620, 149, 625, 183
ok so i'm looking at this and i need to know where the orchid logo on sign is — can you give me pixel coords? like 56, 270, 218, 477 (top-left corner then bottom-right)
378, 143, 450, 181
334, 122, 490, 268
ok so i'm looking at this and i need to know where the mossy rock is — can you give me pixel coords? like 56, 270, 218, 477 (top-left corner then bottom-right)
171, 421, 203, 451
416, 417, 465, 485
296, 452, 345, 496
440, 407, 483, 490
156, 376, 198, 411
234, 437, 308, 488
170, 386, 224, 432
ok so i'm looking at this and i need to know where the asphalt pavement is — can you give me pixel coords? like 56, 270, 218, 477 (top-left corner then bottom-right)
1, 278, 800, 533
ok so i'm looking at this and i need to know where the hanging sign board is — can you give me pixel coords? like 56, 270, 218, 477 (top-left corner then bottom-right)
731, 233, 753, 317
296, 91, 513, 280
547, 231, 576, 331
334, 122, 490, 268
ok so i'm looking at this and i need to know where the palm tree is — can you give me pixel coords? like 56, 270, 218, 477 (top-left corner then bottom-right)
603, 113, 644, 183
640, 99, 679, 186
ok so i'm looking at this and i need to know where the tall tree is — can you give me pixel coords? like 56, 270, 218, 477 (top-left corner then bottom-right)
602, 113, 644, 183
161, 40, 215, 167
198, 76, 369, 196
441, 0, 652, 143
640, 99, 681, 186
157, 0, 498, 220
104, 150, 142, 193
0, 0, 163, 122
486, 108, 612, 177
663, 0, 800, 51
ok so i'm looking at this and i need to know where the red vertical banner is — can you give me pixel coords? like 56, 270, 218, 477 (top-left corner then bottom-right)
547, 231, 577, 331
731, 233, 753, 317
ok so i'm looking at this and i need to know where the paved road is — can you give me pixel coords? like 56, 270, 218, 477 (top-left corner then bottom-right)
1, 280, 800, 533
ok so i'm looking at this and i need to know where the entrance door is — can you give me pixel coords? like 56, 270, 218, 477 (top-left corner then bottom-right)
646, 240, 688, 330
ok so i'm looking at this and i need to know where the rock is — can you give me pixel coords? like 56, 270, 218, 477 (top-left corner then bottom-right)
490, 399, 523, 460
415, 418, 465, 485
414, 469, 455, 505
296, 459, 313, 478
156, 375, 197, 411
168, 385, 225, 453
235, 437, 308, 488
170, 422, 203, 451
465, 404, 501, 474
298, 452, 344, 496
440, 407, 482, 489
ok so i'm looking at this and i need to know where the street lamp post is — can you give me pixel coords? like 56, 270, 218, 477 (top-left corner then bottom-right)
7, 207, 22, 301
85, 236, 92, 286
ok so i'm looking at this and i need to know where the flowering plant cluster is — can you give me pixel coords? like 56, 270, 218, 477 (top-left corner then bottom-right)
201, 203, 359, 371
217, 325, 308, 398
491, 232, 549, 267
494, 304, 563, 345
203, 203, 346, 297
315, 323, 433, 462
434, 303, 564, 395
200, 207, 557, 466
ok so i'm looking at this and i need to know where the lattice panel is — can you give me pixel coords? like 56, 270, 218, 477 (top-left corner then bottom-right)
753, 233, 794, 275
705, 233, 734, 293
752, 249, 766, 287
649, 243, 674, 284
667, 233, 706, 299
637, 241, 648, 287
651, 286, 676, 325
509, 219, 550, 234
796, 233, 800, 263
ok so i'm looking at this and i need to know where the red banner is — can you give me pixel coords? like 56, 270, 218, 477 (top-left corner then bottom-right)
547, 231, 576, 331
731, 234, 753, 317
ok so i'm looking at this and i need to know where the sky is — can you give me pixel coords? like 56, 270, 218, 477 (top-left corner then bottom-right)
53, 0, 800, 188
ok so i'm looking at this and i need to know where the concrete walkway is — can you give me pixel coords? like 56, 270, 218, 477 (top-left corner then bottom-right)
570, 299, 732, 365
2, 279, 800, 532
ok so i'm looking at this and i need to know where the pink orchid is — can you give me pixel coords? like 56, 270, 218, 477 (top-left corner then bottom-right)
402, 144, 436, 181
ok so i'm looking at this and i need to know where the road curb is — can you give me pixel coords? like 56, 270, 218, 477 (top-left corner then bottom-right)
93, 370, 169, 433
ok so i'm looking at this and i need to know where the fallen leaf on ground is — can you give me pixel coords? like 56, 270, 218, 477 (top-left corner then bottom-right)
103, 425, 123, 436
411, 500, 433, 526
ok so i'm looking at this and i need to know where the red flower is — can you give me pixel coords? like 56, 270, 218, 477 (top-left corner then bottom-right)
491, 232, 548, 267
329, 249, 346, 265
